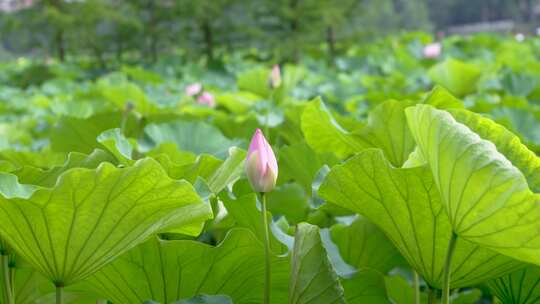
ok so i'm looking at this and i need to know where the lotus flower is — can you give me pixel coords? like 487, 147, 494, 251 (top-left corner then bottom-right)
185, 83, 202, 97
423, 42, 442, 58
245, 129, 278, 193
269, 64, 281, 88
197, 91, 216, 107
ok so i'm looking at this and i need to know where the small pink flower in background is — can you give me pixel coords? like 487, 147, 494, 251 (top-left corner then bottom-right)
185, 83, 202, 97
423, 42, 442, 59
197, 91, 216, 107
269, 64, 281, 88
245, 129, 278, 193
515, 33, 525, 42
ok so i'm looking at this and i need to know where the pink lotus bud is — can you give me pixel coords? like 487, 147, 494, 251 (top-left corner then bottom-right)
185, 83, 202, 97
197, 91, 216, 107
269, 65, 281, 88
245, 129, 278, 193
423, 42, 442, 58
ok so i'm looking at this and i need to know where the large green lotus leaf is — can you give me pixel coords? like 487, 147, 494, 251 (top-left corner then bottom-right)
172, 146, 245, 196
499, 69, 538, 97
205, 147, 246, 194
217, 92, 259, 114
301, 97, 459, 166
220, 193, 286, 254
421, 86, 463, 110
278, 141, 332, 196
291, 223, 390, 303
406, 105, 540, 265
351, 100, 416, 166
121, 65, 164, 85
50, 112, 139, 154
236, 67, 271, 98
35, 291, 99, 304
0, 253, 101, 304
356, 86, 464, 167
212, 112, 260, 141
97, 128, 135, 164
0, 160, 17, 173
97, 80, 159, 115
341, 270, 389, 304
330, 217, 406, 274
104, 146, 215, 236
146, 143, 198, 165
449, 108, 540, 192
266, 183, 310, 224
151, 153, 218, 182
0, 150, 67, 169
384, 274, 427, 304
319, 149, 523, 288
140, 121, 242, 159
491, 107, 540, 153
427, 58, 481, 97
0, 265, 49, 304
14, 150, 115, 187
451, 289, 482, 304
289, 223, 346, 304
487, 265, 540, 304
81, 229, 289, 304
383, 273, 481, 304
301, 98, 365, 159
277, 105, 307, 146
0, 158, 210, 286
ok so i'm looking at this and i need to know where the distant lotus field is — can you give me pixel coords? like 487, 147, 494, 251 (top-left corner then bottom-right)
0, 32, 539, 304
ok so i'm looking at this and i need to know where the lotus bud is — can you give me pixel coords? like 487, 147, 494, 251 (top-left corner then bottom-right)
197, 91, 216, 107
269, 64, 281, 88
245, 129, 278, 193
423, 42, 442, 58
185, 82, 202, 97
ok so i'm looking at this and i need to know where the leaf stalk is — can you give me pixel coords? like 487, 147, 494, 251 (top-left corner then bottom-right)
414, 270, 420, 304
2, 253, 13, 304
56, 284, 64, 304
442, 233, 458, 304
260, 192, 271, 304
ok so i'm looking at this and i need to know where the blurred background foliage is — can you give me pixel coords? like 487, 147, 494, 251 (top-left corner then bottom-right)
0, 0, 538, 65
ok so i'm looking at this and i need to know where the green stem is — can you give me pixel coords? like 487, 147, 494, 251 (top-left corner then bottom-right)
9, 265, 15, 303
56, 285, 63, 304
428, 286, 437, 304
442, 233, 458, 304
260, 193, 271, 304
414, 270, 420, 304
2, 254, 13, 304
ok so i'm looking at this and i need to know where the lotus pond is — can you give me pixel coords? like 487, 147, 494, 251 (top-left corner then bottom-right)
0, 33, 539, 304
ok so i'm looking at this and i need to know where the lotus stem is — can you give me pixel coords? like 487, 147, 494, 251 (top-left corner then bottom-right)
56, 284, 64, 304
442, 233, 458, 304
9, 264, 15, 303
260, 192, 271, 304
2, 253, 13, 304
413, 270, 420, 304
427, 286, 437, 304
